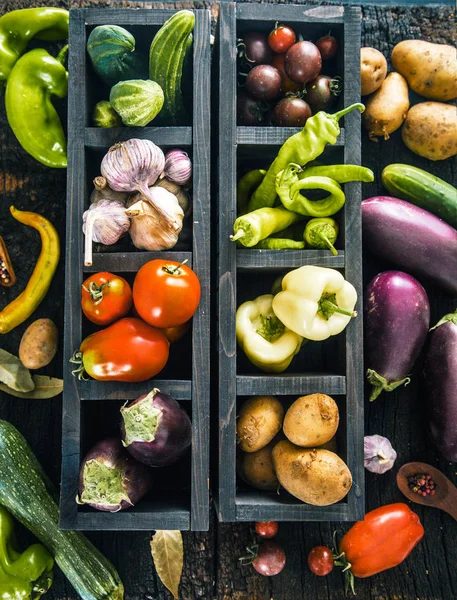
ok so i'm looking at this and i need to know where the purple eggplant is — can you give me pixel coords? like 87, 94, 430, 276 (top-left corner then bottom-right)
120, 388, 192, 467
77, 437, 152, 512
365, 271, 430, 401
423, 311, 457, 461
362, 196, 457, 295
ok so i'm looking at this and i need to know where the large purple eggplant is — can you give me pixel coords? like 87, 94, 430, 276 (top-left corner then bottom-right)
120, 388, 192, 467
365, 271, 430, 401
77, 437, 152, 512
362, 196, 457, 295
423, 311, 457, 461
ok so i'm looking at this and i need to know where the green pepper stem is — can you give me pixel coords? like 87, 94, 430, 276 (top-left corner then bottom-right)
318, 232, 338, 256
333, 103, 365, 121
230, 230, 246, 242
320, 300, 356, 318
56, 44, 69, 66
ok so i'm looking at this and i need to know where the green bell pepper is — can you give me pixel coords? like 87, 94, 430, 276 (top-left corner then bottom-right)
5, 46, 68, 169
0, 506, 54, 600
0, 8, 69, 81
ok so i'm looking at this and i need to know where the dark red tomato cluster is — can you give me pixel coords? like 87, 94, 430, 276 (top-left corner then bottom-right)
237, 25, 342, 127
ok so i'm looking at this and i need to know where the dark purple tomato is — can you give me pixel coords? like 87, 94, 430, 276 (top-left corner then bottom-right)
237, 91, 266, 125
274, 97, 311, 127
308, 546, 334, 576
316, 35, 339, 60
252, 541, 286, 576
271, 53, 302, 95
284, 41, 322, 84
246, 65, 283, 100
305, 75, 342, 113
268, 25, 296, 53
240, 32, 274, 66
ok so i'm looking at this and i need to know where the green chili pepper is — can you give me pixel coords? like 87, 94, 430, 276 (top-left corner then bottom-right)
231, 206, 304, 247
237, 169, 266, 215
304, 218, 339, 255
253, 238, 305, 250
299, 164, 374, 183
248, 103, 364, 211
0, 8, 69, 82
5, 47, 68, 169
0, 506, 54, 600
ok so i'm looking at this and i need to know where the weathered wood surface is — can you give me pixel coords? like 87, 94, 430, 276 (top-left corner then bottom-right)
0, 1, 456, 598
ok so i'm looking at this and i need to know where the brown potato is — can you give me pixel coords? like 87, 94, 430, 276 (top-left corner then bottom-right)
272, 441, 352, 506
283, 393, 339, 447
237, 396, 284, 452
19, 319, 58, 370
401, 101, 457, 161
362, 72, 410, 140
360, 47, 387, 96
392, 40, 457, 102
238, 440, 279, 491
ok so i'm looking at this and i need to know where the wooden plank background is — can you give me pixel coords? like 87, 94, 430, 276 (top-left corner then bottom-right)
0, 1, 456, 598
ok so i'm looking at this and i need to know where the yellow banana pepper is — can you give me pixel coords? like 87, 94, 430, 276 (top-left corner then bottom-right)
236, 294, 303, 373
272, 266, 357, 341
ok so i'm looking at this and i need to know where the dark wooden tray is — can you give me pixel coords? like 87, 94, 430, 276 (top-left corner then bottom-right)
60, 8, 211, 531
216, 2, 364, 522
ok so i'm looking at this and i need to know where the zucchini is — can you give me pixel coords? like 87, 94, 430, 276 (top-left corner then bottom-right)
149, 10, 195, 125
382, 163, 457, 228
0, 420, 124, 600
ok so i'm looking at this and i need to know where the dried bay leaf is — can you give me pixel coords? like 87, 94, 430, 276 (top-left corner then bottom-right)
150, 530, 183, 599
0, 349, 34, 392
0, 376, 63, 399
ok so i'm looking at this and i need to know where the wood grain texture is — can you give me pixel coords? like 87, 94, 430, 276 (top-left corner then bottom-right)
85, 127, 192, 148
237, 126, 345, 146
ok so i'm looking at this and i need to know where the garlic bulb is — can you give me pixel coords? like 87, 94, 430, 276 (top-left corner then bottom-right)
125, 187, 184, 251
164, 149, 192, 185
82, 199, 130, 267
155, 178, 190, 215
364, 435, 397, 474
100, 139, 181, 231
90, 176, 129, 205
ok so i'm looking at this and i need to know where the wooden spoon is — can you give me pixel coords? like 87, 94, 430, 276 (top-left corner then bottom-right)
397, 461, 457, 522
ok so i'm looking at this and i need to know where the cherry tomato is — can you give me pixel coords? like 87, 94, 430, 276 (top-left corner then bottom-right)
305, 75, 342, 113
162, 320, 191, 343
81, 272, 132, 326
316, 35, 339, 60
284, 41, 322, 84
246, 64, 283, 101
255, 521, 279, 539
133, 259, 201, 329
240, 32, 274, 65
271, 54, 302, 95
252, 541, 286, 576
274, 97, 311, 127
308, 546, 334, 576
268, 25, 296, 54
237, 91, 266, 126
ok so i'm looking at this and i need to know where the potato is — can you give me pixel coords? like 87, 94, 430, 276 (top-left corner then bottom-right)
360, 47, 387, 96
362, 72, 410, 140
238, 441, 279, 491
392, 40, 457, 102
283, 393, 339, 447
19, 318, 58, 370
401, 101, 457, 161
272, 441, 352, 506
237, 396, 284, 452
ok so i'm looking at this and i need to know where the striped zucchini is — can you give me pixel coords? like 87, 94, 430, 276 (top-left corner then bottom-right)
149, 10, 195, 125
382, 163, 457, 228
0, 420, 124, 600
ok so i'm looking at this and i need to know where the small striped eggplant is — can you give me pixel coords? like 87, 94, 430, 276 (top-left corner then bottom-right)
365, 271, 430, 401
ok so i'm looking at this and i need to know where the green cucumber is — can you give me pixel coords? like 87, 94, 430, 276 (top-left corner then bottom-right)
149, 10, 194, 125
0, 420, 124, 600
382, 163, 457, 228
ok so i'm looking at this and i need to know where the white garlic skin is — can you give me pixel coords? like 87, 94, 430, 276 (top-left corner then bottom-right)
364, 434, 397, 474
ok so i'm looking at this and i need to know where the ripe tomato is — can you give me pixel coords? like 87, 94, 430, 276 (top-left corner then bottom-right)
308, 546, 334, 576
252, 541, 286, 576
271, 54, 302, 95
255, 521, 279, 539
268, 25, 296, 54
81, 272, 132, 326
162, 320, 191, 343
133, 259, 201, 329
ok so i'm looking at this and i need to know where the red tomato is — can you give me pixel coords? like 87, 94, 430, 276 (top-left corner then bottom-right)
133, 259, 201, 329
268, 25, 296, 54
271, 54, 302, 95
255, 521, 279, 539
252, 541, 286, 576
162, 320, 191, 343
81, 272, 132, 326
308, 546, 334, 576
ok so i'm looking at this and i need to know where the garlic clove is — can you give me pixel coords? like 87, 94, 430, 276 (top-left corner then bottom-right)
155, 178, 190, 215
82, 199, 130, 267
90, 176, 129, 205
364, 434, 397, 474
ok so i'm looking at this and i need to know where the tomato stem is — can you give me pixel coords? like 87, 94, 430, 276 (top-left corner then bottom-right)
162, 259, 189, 275
69, 350, 90, 381
83, 281, 109, 305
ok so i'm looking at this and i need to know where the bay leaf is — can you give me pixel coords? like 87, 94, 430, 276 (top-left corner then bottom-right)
150, 530, 183, 599
0, 376, 63, 399
0, 349, 34, 392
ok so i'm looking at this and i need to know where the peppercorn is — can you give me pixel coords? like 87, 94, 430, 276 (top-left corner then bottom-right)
408, 472, 437, 496
0, 236, 16, 287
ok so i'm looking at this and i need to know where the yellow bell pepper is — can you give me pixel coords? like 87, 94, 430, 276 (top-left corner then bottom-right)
236, 294, 303, 373
272, 266, 357, 341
